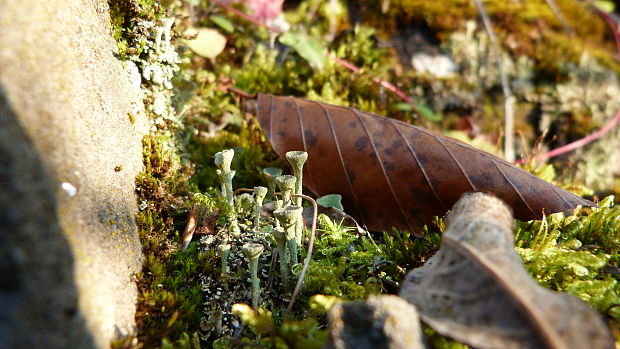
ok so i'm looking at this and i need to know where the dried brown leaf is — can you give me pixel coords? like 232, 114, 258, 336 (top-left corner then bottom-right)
399, 192, 614, 349
256, 94, 595, 236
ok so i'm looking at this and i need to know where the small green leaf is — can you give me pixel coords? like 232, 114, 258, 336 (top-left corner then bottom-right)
279, 32, 325, 70
417, 102, 443, 122
396, 101, 443, 122
395, 102, 413, 111
231, 304, 275, 334
599, 195, 614, 208
210, 15, 234, 33
317, 194, 343, 210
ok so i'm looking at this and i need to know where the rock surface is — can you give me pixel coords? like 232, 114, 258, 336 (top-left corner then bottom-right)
0, 0, 147, 347
325, 295, 425, 349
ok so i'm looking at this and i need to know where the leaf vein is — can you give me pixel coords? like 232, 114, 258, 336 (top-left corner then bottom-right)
493, 160, 539, 218
437, 138, 477, 192
355, 111, 415, 233
391, 119, 447, 210
312, 100, 365, 223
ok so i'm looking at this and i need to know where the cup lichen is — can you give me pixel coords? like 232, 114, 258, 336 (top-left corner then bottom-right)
215, 149, 240, 236
274, 205, 303, 266
285, 151, 308, 207
275, 175, 297, 207
263, 167, 283, 201
285, 151, 308, 247
253, 186, 268, 229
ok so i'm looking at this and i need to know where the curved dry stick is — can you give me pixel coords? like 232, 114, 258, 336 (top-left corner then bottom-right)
228, 87, 258, 99
542, 110, 620, 160
285, 193, 318, 317
233, 188, 255, 196
591, 0, 620, 46
545, 0, 575, 36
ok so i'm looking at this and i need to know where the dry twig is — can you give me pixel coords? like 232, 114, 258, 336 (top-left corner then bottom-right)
285, 193, 318, 316
472, 0, 516, 163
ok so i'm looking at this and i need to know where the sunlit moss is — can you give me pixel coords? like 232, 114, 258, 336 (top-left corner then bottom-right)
516, 196, 620, 328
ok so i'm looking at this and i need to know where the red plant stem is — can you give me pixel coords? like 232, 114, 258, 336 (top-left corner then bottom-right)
517, 5, 620, 164
544, 110, 620, 160
595, 8, 620, 56
330, 55, 421, 118
213, 1, 419, 117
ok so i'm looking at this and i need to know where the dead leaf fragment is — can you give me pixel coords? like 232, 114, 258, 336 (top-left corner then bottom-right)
399, 192, 614, 349
181, 205, 218, 250
181, 204, 201, 251
256, 94, 595, 236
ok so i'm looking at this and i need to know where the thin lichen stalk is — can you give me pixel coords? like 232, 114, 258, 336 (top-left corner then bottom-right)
215, 149, 240, 236
217, 169, 235, 207
253, 186, 268, 230
271, 228, 290, 288
217, 243, 231, 276
285, 151, 308, 247
274, 205, 303, 267
242, 243, 264, 309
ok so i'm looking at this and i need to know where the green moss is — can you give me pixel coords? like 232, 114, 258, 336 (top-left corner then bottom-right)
424, 326, 470, 349
131, 133, 215, 347
515, 196, 620, 331
135, 245, 216, 347
108, 0, 165, 59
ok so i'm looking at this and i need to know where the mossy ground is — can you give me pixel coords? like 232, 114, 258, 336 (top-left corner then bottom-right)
109, 0, 620, 347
